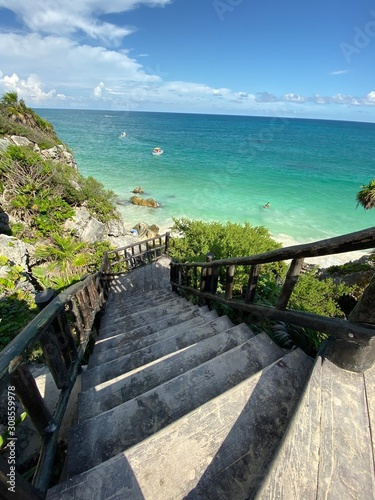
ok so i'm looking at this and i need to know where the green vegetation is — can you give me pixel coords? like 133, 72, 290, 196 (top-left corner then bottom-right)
0, 92, 59, 149
170, 218, 358, 355
0, 93, 121, 349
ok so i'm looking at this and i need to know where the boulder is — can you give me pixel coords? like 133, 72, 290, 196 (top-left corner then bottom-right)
10, 135, 33, 148
132, 186, 144, 194
132, 222, 160, 239
0, 137, 11, 152
64, 208, 105, 244
105, 219, 126, 238
130, 196, 159, 208
0, 234, 29, 269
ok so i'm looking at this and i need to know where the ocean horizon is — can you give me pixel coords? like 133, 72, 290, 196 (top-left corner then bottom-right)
37, 108, 375, 255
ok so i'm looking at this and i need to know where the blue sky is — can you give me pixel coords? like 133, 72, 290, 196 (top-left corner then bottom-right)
0, 0, 375, 121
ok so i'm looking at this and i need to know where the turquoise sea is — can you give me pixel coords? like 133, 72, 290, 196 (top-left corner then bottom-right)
37, 109, 375, 245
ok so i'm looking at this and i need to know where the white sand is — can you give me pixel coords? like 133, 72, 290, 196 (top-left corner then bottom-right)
273, 233, 371, 268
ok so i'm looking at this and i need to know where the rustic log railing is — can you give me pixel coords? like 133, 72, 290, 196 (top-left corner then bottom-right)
0, 232, 169, 498
170, 226, 375, 373
104, 232, 170, 273
0, 273, 107, 499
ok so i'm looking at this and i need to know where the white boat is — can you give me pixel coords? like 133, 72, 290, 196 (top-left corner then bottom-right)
152, 147, 163, 156
120, 131, 126, 138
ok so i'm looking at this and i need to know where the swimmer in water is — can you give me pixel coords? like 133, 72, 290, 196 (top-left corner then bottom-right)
263, 202, 270, 208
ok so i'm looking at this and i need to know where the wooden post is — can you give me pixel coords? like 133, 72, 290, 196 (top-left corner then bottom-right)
277, 258, 304, 310
9, 365, 56, 436
325, 273, 375, 372
244, 264, 261, 304
165, 232, 170, 255
225, 265, 235, 299
40, 328, 70, 389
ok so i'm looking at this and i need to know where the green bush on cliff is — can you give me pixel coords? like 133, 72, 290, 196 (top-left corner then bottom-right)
170, 218, 286, 293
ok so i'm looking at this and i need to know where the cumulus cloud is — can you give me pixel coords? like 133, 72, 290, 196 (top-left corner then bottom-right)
283, 93, 305, 103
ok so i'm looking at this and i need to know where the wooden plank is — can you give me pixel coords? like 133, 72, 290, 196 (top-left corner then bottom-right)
364, 363, 375, 464
277, 257, 304, 310
255, 356, 322, 500
317, 359, 375, 499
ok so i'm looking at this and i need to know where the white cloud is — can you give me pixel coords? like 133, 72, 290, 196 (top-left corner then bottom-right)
0, 0, 173, 44
283, 93, 305, 103
365, 91, 375, 104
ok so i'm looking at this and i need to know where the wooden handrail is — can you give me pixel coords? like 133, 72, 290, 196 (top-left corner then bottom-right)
170, 226, 375, 372
0, 232, 171, 497
104, 232, 170, 273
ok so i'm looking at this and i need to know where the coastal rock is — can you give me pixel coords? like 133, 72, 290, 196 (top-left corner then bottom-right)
105, 219, 127, 238
0, 138, 11, 152
41, 145, 78, 169
132, 222, 160, 239
130, 195, 160, 208
0, 234, 29, 269
64, 208, 105, 244
10, 135, 33, 148
132, 186, 144, 194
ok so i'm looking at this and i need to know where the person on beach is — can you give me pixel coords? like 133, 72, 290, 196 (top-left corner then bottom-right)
263, 202, 270, 208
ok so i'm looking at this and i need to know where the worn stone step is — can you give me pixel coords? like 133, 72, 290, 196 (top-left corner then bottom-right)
99, 297, 194, 336
47, 349, 312, 500
82, 315, 232, 390
68, 333, 285, 476
92, 306, 212, 356
101, 292, 177, 324
104, 294, 189, 320
89, 309, 217, 368
79, 324, 255, 422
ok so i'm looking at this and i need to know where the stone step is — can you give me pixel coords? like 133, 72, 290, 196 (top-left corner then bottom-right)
101, 291, 178, 323
88, 309, 217, 368
91, 306, 212, 357
79, 324, 255, 422
47, 349, 312, 500
68, 333, 285, 476
82, 315, 233, 390
99, 297, 194, 337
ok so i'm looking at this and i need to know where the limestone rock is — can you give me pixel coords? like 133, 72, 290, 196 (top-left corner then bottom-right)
132, 222, 160, 239
105, 219, 126, 238
64, 208, 105, 244
10, 135, 33, 148
0, 137, 11, 152
0, 234, 29, 269
132, 186, 144, 194
130, 196, 159, 208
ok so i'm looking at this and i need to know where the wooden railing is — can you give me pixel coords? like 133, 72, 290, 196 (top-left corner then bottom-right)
0, 273, 107, 499
170, 226, 375, 373
103, 232, 170, 274
0, 232, 170, 498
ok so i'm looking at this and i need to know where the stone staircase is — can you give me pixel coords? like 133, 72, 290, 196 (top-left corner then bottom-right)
46, 258, 316, 499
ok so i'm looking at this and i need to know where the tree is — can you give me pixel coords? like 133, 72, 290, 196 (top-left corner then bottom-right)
356, 179, 375, 210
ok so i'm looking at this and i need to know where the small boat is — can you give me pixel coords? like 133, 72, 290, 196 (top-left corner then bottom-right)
152, 147, 163, 156
120, 131, 126, 138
